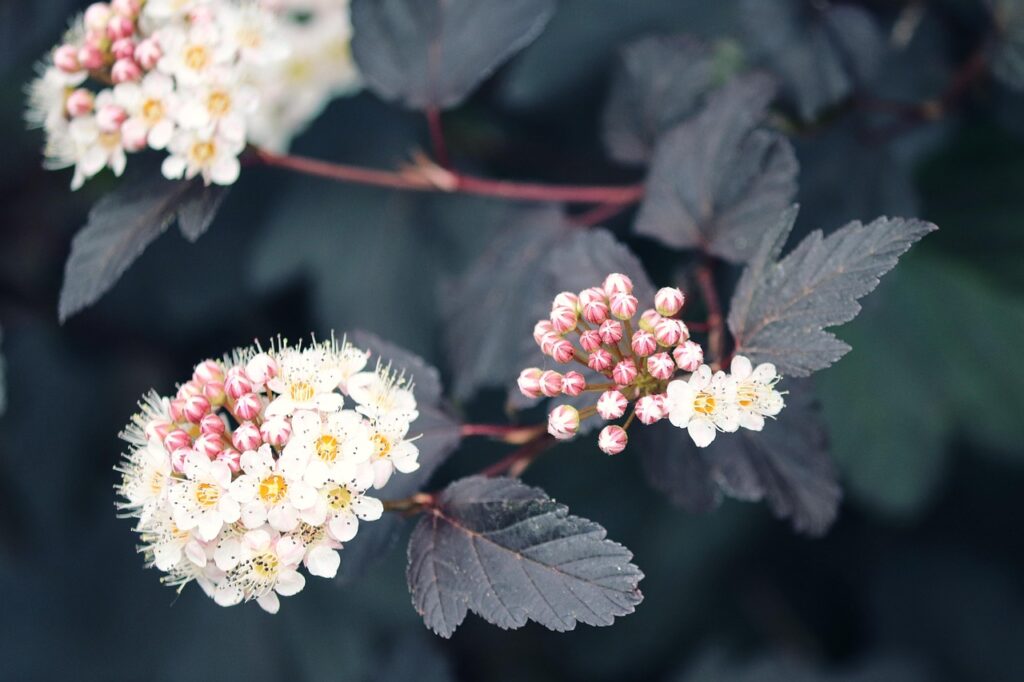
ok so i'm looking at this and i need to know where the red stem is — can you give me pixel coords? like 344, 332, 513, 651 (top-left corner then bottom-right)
479, 434, 556, 479
695, 260, 726, 367
425, 106, 450, 168
460, 423, 546, 444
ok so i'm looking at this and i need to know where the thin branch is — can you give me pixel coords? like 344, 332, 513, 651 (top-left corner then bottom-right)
695, 259, 726, 368
425, 106, 450, 168
480, 433, 556, 479
460, 422, 547, 444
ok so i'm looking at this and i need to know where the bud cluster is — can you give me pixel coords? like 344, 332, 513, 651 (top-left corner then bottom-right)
27, 0, 360, 190
116, 335, 420, 613
518, 274, 786, 453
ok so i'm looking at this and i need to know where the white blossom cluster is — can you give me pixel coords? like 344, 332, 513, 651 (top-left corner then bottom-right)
27, 0, 360, 190
116, 336, 420, 613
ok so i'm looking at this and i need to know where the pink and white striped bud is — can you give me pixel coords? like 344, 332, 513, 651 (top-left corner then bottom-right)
261, 418, 292, 447
550, 305, 578, 334
647, 352, 675, 381
597, 390, 628, 420
579, 329, 602, 353
638, 308, 663, 333
578, 286, 606, 307
176, 380, 202, 400
203, 381, 226, 407
234, 392, 263, 421
77, 44, 105, 70
552, 291, 579, 311
163, 428, 192, 453
225, 369, 254, 399
144, 417, 172, 443
634, 395, 665, 425
216, 447, 242, 474
517, 368, 543, 399
107, 15, 135, 41
547, 405, 580, 440
631, 330, 657, 357
54, 44, 81, 72
168, 397, 186, 422
676, 320, 690, 342
561, 371, 586, 397
111, 58, 142, 83
533, 320, 555, 345
538, 331, 561, 356
182, 395, 211, 423
134, 38, 162, 70
199, 413, 226, 436
66, 89, 94, 117
111, 0, 141, 17
582, 299, 610, 325
85, 3, 112, 32
539, 370, 563, 398
170, 447, 192, 473
609, 292, 638, 321
673, 341, 704, 372
194, 432, 224, 459
193, 359, 225, 385
655, 287, 685, 316
598, 425, 628, 455
111, 37, 136, 60
232, 422, 262, 452
612, 358, 639, 386
598, 319, 623, 346
602, 273, 634, 297
654, 318, 682, 347
588, 348, 613, 373
96, 104, 127, 132
245, 353, 278, 386
549, 338, 575, 364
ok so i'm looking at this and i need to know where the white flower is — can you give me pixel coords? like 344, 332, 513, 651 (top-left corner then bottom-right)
289, 522, 342, 579
265, 345, 345, 417
176, 75, 256, 143
367, 412, 420, 489
115, 72, 179, 151
220, 2, 288, 65
281, 409, 373, 487
143, 0, 203, 21
307, 465, 383, 543
117, 441, 174, 524
665, 365, 740, 447
139, 509, 209, 572
168, 450, 240, 541
212, 529, 306, 613
157, 23, 235, 86
230, 445, 317, 532
68, 113, 127, 190
347, 368, 418, 422
729, 355, 785, 431
161, 126, 244, 185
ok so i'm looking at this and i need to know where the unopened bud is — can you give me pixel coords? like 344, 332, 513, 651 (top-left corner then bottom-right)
561, 371, 586, 397
597, 390, 628, 420
598, 425, 628, 455
655, 287, 685, 316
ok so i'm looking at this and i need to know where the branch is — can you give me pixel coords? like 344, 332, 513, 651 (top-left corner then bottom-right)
695, 259, 726, 368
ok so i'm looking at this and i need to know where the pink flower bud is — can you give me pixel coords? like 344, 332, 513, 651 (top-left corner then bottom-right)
609, 292, 638, 321
602, 273, 633, 297
177, 380, 203, 400
539, 331, 561, 356
654, 318, 682, 347
631, 330, 657, 357
635, 395, 665, 425
579, 329, 602, 353
183, 395, 211, 423
582, 299, 610, 325
84, 3, 112, 32
539, 370, 563, 398
260, 417, 291, 447
96, 104, 127, 132
66, 89, 95, 117
549, 305, 578, 334
578, 286, 606, 307
612, 358, 638, 386
676, 320, 691, 342
144, 417, 172, 443
598, 425, 628, 455
111, 58, 141, 83
552, 291, 579, 311
194, 432, 224, 458
107, 15, 135, 41
111, 37, 135, 60
561, 371, 586, 397
134, 38, 162, 70
168, 397, 186, 422
78, 44, 105, 70
163, 428, 192, 453
170, 447, 192, 473
232, 421, 262, 452
246, 353, 278, 386
549, 338, 575, 364
655, 287, 685, 316
112, 0, 141, 17
216, 447, 242, 473
597, 390, 628, 420
638, 308, 662, 333
200, 414, 226, 435
647, 353, 675, 380
54, 44, 80, 72
225, 369, 254, 399
673, 341, 704, 372
517, 368, 543, 398
203, 381, 226, 407
193, 359, 224, 385
588, 348, 613, 373
547, 405, 580, 440
234, 392, 263, 420
533, 320, 554, 345
598, 319, 623, 346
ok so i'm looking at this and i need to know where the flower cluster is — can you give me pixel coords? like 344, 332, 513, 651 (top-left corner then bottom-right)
116, 336, 420, 613
518, 274, 785, 454
27, 0, 360, 190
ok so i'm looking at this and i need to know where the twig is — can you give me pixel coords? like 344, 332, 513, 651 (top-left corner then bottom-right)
695, 259, 725, 367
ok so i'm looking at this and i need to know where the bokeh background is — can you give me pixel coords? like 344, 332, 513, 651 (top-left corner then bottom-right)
2, 1, 1024, 680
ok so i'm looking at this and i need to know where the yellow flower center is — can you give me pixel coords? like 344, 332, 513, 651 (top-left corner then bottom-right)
195, 482, 220, 507
207, 90, 231, 117
142, 98, 164, 124
693, 392, 716, 415
236, 28, 263, 50
189, 140, 216, 164
736, 383, 757, 409
289, 381, 315, 402
258, 475, 288, 504
99, 131, 121, 149
184, 44, 210, 71
371, 433, 391, 459
252, 552, 279, 578
149, 470, 166, 494
315, 434, 339, 463
286, 59, 313, 82
326, 485, 352, 511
